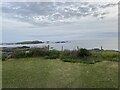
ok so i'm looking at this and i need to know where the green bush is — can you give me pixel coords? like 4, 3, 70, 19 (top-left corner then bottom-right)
61, 56, 97, 64
70, 50, 79, 57
10, 48, 59, 59
60, 50, 78, 59
62, 50, 71, 56
30, 48, 49, 57
61, 56, 76, 63
61, 56, 79, 63
8, 46, 119, 64
2, 55, 6, 61
101, 51, 119, 61
44, 55, 58, 59
78, 48, 91, 58
11, 50, 26, 58
45, 50, 60, 59
61, 49, 92, 63
61, 56, 73, 60
62, 59, 76, 63
11, 49, 33, 58
48, 50, 60, 57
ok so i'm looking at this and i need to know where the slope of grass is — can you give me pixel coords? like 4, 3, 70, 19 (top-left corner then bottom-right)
2, 57, 118, 88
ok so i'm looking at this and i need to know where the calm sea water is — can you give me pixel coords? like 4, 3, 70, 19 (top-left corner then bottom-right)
0, 40, 118, 50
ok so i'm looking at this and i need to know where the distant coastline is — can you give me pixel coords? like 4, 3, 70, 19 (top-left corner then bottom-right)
0, 40, 70, 45
16, 40, 44, 44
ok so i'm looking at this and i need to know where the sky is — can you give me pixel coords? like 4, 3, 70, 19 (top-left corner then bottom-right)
0, 1, 118, 43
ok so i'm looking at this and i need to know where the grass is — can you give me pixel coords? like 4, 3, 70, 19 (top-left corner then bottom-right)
0, 57, 2, 89
2, 57, 118, 88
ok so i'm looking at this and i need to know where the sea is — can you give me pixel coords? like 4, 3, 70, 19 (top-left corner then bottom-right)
0, 39, 118, 51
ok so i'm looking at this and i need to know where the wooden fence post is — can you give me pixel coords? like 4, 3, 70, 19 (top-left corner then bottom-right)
61, 46, 63, 51
77, 46, 79, 50
48, 45, 50, 50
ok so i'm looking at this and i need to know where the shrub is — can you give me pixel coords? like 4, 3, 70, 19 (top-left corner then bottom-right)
61, 56, 73, 60
48, 50, 60, 56
80, 59, 95, 64
45, 50, 60, 59
11, 50, 26, 58
60, 50, 79, 59
101, 51, 119, 61
30, 48, 49, 57
78, 48, 91, 58
70, 50, 79, 57
62, 50, 71, 56
2, 55, 6, 61
61, 56, 76, 62
61, 55, 79, 63
44, 55, 58, 59
62, 59, 76, 63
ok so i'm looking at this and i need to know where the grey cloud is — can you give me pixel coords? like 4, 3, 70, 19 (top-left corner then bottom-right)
2, 2, 117, 25
99, 3, 117, 8
29, 32, 83, 38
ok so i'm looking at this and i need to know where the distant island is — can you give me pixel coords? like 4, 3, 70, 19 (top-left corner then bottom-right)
16, 40, 44, 44
16, 40, 70, 44
55, 41, 69, 43
1, 40, 70, 45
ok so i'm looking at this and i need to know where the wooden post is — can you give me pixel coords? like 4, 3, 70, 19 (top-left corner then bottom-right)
48, 45, 50, 50
100, 46, 103, 55
61, 46, 63, 51
101, 46, 102, 50
77, 46, 79, 50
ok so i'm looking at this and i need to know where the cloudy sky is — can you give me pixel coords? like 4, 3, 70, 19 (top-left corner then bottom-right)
1, 1, 118, 43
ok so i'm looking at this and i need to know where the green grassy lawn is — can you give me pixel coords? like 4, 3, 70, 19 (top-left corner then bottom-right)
2, 57, 118, 88
0, 57, 2, 89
